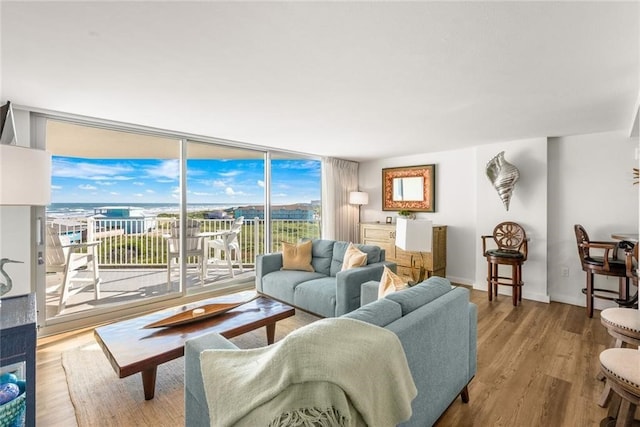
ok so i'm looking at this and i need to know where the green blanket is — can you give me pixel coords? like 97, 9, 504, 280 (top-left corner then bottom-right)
200, 317, 417, 427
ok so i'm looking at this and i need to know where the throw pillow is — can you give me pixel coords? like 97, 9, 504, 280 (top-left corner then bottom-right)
378, 266, 408, 299
281, 240, 315, 272
341, 242, 368, 271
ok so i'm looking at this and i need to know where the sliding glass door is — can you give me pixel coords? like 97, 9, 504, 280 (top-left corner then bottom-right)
31, 113, 322, 335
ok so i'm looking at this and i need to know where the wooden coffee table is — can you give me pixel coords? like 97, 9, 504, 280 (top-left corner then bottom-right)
94, 293, 295, 400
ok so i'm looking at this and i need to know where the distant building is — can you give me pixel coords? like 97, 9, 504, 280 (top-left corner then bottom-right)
92, 206, 157, 234
235, 203, 317, 220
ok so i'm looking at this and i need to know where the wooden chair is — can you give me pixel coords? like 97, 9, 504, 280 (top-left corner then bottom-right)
46, 225, 101, 314
617, 242, 638, 309
574, 224, 630, 318
166, 219, 206, 287
481, 221, 528, 306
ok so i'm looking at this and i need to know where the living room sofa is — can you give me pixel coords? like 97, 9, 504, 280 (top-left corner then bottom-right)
255, 239, 396, 317
185, 276, 477, 426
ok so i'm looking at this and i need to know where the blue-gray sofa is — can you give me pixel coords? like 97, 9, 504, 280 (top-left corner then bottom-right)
185, 277, 477, 426
255, 239, 396, 317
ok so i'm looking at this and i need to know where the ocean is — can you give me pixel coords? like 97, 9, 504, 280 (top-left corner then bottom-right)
46, 203, 241, 218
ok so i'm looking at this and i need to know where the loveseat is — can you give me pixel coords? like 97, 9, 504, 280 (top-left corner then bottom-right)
255, 239, 396, 317
185, 276, 477, 426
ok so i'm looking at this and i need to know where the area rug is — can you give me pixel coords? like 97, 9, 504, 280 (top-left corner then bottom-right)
62, 311, 318, 426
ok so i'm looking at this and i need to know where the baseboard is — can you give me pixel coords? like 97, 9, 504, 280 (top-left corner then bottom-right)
471, 283, 551, 303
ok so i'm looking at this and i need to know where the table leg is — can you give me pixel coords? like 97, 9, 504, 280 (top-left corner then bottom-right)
266, 323, 276, 344
141, 367, 157, 400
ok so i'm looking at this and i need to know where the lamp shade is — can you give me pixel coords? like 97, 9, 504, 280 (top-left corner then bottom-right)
0, 144, 52, 205
349, 191, 369, 205
395, 217, 432, 252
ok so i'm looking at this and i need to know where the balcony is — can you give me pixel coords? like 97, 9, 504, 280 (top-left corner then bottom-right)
45, 217, 320, 318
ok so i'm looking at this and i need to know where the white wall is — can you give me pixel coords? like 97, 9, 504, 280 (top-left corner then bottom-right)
548, 130, 638, 310
360, 148, 477, 285
360, 131, 639, 308
475, 138, 548, 303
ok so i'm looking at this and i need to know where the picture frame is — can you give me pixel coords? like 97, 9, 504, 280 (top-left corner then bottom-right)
385, 216, 392, 224
382, 164, 435, 212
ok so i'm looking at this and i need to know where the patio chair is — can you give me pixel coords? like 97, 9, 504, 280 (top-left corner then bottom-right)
166, 219, 206, 287
206, 216, 244, 278
46, 225, 101, 314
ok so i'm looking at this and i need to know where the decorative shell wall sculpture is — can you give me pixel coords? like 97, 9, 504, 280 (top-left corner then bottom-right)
486, 151, 520, 211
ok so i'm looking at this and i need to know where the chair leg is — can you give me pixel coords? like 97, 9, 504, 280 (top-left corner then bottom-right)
487, 261, 493, 301
599, 381, 613, 408
518, 264, 523, 301
90, 248, 100, 300
615, 400, 634, 427
511, 265, 518, 306
587, 272, 595, 318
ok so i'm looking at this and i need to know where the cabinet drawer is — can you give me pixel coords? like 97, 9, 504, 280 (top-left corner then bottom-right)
362, 226, 395, 241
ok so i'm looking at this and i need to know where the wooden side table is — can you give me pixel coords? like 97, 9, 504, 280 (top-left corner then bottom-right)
0, 293, 36, 427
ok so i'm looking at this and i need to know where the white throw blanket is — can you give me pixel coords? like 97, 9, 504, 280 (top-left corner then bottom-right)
200, 317, 417, 427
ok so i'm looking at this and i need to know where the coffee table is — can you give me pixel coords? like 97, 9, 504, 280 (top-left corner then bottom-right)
94, 293, 295, 400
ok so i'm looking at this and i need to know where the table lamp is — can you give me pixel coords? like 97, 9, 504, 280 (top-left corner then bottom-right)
395, 217, 432, 285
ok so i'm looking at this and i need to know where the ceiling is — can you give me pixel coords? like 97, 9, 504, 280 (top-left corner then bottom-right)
1, 1, 639, 162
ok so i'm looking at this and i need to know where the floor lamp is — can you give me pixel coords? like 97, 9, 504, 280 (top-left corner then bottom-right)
349, 191, 368, 242
395, 217, 432, 285
0, 144, 52, 296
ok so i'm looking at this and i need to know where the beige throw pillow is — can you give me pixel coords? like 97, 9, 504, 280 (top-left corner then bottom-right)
378, 266, 409, 299
281, 240, 315, 272
341, 242, 368, 271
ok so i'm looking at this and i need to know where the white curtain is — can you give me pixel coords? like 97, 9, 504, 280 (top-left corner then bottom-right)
321, 157, 359, 242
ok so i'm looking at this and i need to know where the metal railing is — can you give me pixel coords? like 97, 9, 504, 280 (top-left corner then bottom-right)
48, 216, 321, 267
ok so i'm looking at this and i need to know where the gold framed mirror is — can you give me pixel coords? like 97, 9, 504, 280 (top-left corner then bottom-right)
382, 164, 435, 212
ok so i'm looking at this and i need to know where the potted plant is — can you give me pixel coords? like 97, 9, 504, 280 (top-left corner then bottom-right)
398, 210, 416, 220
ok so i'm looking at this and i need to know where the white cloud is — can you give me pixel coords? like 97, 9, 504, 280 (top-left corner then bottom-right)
134, 193, 144, 197
145, 160, 179, 180
110, 192, 119, 195
192, 191, 212, 196
146, 189, 155, 194
219, 171, 241, 177
51, 185, 62, 190
53, 158, 135, 180
133, 181, 145, 186
78, 184, 97, 190
257, 180, 265, 188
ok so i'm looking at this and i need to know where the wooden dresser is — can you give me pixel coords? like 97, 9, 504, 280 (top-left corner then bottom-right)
360, 222, 447, 280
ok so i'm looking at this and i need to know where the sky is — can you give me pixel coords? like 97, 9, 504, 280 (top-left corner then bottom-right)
51, 156, 321, 205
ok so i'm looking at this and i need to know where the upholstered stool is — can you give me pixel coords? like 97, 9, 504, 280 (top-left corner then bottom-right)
599, 308, 640, 408
599, 348, 640, 426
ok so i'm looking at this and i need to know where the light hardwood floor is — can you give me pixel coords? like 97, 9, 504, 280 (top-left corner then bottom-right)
36, 287, 637, 426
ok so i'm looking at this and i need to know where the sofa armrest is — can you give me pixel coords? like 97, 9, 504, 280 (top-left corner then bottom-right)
334, 261, 396, 316
185, 333, 239, 427
255, 253, 283, 293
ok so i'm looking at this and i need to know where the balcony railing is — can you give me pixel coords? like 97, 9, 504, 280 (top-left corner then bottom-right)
48, 217, 321, 267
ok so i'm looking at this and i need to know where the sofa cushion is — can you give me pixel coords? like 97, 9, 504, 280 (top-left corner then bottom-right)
311, 239, 334, 276
385, 277, 453, 316
262, 270, 327, 303
343, 298, 403, 327
294, 277, 337, 318
281, 240, 314, 272
341, 242, 368, 271
330, 242, 382, 276
378, 266, 408, 298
